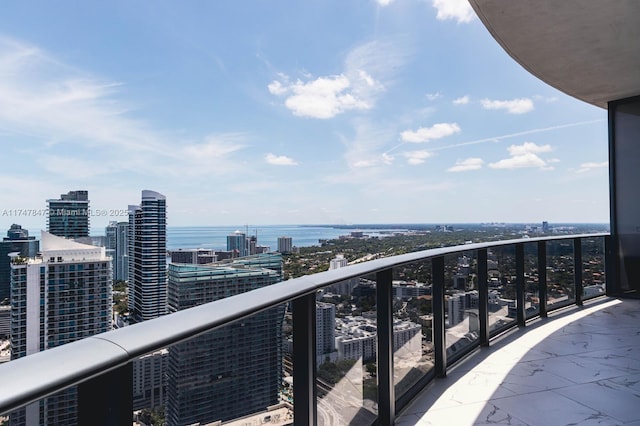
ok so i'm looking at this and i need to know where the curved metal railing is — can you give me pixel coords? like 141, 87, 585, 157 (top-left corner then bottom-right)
0, 233, 610, 424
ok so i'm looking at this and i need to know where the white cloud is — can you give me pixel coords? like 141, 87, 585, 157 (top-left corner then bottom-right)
426, 92, 442, 101
265, 153, 298, 166
267, 80, 287, 95
481, 98, 534, 114
270, 39, 408, 119
358, 70, 377, 87
489, 153, 548, 169
489, 142, 554, 170
400, 122, 461, 143
376, 0, 394, 5
404, 150, 432, 165
427, 120, 604, 152
507, 141, 552, 156
0, 37, 256, 183
176, 134, 248, 176
453, 95, 470, 105
432, 0, 476, 23
344, 39, 408, 78
575, 161, 608, 173
183, 135, 245, 160
448, 157, 483, 172
340, 119, 397, 169
268, 74, 370, 119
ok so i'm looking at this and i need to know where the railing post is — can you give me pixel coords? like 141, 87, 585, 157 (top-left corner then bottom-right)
574, 238, 583, 306
604, 235, 615, 297
538, 241, 548, 318
78, 363, 132, 426
432, 256, 446, 377
515, 243, 526, 327
376, 268, 394, 426
477, 249, 489, 347
292, 293, 317, 425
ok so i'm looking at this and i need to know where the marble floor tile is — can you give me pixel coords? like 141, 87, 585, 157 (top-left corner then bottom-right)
554, 381, 640, 423
397, 298, 640, 426
540, 353, 637, 384
413, 400, 530, 426
484, 391, 612, 426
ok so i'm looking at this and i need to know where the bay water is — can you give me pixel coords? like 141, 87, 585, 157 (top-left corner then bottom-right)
167, 225, 406, 251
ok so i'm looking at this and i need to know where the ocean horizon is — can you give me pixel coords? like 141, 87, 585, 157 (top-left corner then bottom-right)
164, 224, 409, 251
4, 222, 609, 252
163, 222, 609, 251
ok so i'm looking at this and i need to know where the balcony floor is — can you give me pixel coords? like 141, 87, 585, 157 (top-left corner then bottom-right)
397, 297, 640, 426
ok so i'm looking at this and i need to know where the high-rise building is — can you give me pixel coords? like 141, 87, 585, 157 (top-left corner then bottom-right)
46, 190, 90, 238
9, 231, 112, 425
0, 305, 10, 339
128, 190, 167, 323
277, 236, 293, 254
329, 254, 348, 270
226, 231, 247, 257
248, 235, 257, 255
115, 222, 128, 282
105, 222, 128, 282
448, 293, 466, 327
316, 302, 335, 359
133, 349, 168, 411
166, 254, 283, 425
328, 254, 357, 295
105, 222, 117, 283
0, 225, 39, 302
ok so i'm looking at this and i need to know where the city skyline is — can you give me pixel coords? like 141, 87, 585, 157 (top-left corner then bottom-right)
0, 1, 609, 228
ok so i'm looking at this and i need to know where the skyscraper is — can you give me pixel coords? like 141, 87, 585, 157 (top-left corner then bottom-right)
542, 221, 550, 233
128, 190, 167, 323
277, 236, 293, 254
46, 190, 90, 238
166, 253, 283, 425
105, 221, 128, 282
10, 231, 112, 425
316, 302, 336, 359
226, 231, 247, 257
0, 225, 39, 302
105, 222, 117, 282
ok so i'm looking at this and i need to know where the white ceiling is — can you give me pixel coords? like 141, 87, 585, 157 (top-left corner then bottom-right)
469, 0, 640, 108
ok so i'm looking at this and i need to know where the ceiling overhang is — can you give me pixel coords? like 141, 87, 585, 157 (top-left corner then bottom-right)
469, 0, 640, 109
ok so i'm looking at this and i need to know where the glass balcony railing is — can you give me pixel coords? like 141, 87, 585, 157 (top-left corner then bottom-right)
0, 233, 609, 425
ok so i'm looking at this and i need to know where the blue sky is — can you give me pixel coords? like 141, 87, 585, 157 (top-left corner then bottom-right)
0, 0, 609, 230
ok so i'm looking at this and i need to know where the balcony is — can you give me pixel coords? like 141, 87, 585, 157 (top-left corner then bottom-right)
2, 233, 630, 425
397, 296, 640, 425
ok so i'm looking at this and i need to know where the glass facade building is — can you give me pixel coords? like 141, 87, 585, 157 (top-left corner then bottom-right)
46, 190, 89, 239
0, 225, 39, 302
166, 255, 284, 426
128, 190, 167, 323
9, 231, 111, 425
226, 231, 247, 257
105, 221, 128, 282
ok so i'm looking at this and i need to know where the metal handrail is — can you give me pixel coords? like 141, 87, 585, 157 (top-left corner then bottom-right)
0, 233, 609, 417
